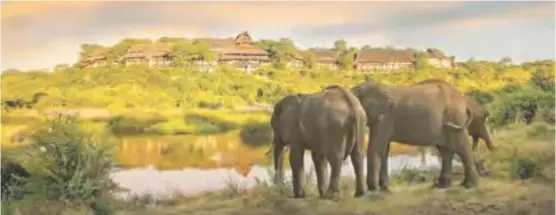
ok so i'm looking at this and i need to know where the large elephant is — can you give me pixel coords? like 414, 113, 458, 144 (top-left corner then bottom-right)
351, 81, 479, 191
270, 85, 368, 199
416, 79, 494, 151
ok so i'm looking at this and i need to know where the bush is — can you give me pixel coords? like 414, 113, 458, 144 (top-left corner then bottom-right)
482, 123, 554, 181
9, 115, 118, 215
239, 120, 273, 147
488, 85, 554, 128
465, 89, 495, 104
106, 114, 167, 135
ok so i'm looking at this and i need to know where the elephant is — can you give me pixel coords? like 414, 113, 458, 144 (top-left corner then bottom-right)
351, 81, 479, 192
416, 79, 494, 152
270, 85, 368, 199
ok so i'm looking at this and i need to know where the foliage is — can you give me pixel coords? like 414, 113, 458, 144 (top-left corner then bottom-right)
1, 60, 554, 133
3, 115, 118, 215
487, 84, 555, 128
239, 120, 273, 147
480, 122, 555, 181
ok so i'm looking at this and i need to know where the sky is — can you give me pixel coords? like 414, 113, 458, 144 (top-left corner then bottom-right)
1, 1, 555, 70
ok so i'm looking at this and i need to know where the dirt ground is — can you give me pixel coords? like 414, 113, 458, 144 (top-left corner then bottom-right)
122, 178, 555, 215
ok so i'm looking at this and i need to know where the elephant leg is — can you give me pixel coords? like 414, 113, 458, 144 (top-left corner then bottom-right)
367, 120, 392, 192
453, 131, 480, 188
434, 144, 453, 188
289, 145, 305, 198
325, 152, 342, 199
350, 145, 365, 197
471, 135, 479, 151
379, 143, 390, 192
311, 151, 328, 198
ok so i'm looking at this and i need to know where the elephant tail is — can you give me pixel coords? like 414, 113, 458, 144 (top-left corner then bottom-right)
323, 85, 367, 160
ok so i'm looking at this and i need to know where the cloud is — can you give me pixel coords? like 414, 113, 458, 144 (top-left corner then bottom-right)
1, 1, 105, 20
295, 1, 554, 38
1, 1, 554, 70
444, 1, 555, 29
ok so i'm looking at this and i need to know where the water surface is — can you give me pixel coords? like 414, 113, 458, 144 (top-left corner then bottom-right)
111, 133, 435, 200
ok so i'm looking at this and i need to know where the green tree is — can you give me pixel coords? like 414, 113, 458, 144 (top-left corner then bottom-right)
170, 40, 195, 66
303, 51, 317, 69
339, 47, 357, 70
333, 39, 347, 54
414, 52, 430, 70
192, 41, 216, 62
499, 57, 513, 67
74, 44, 104, 68
106, 38, 152, 65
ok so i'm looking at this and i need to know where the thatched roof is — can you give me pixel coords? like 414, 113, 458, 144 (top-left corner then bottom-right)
121, 43, 172, 60
195, 31, 267, 55
196, 38, 236, 48
355, 49, 416, 63
84, 47, 109, 62
86, 32, 270, 62
312, 49, 338, 63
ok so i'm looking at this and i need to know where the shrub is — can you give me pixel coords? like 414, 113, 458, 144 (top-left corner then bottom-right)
239, 120, 273, 147
488, 85, 554, 128
465, 89, 495, 104
529, 66, 555, 92
106, 114, 167, 135
12, 115, 118, 215
482, 123, 554, 181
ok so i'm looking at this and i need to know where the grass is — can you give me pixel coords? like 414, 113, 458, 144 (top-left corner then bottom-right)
118, 178, 553, 215
115, 122, 554, 215
2, 114, 554, 215
1, 109, 272, 145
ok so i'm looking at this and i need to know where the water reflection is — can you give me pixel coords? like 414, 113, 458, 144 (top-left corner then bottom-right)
116, 131, 270, 176
113, 132, 427, 200
111, 153, 442, 200
115, 132, 417, 175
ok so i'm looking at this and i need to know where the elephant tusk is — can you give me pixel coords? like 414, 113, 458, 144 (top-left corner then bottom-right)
444, 122, 464, 130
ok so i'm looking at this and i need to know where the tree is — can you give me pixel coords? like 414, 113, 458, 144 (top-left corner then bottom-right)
106, 38, 152, 65
74, 44, 104, 68
333, 39, 347, 54
192, 41, 215, 62
256, 38, 300, 67
339, 47, 357, 70
414, 52, 430, 70
499, 57, 512, 67
170, 40, 195, 67
303, 51, 317, 69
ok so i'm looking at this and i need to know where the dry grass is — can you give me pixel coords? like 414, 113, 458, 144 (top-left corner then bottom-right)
116, 178, 554, 215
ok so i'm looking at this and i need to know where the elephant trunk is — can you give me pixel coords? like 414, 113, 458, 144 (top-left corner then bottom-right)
481, 127, 495, 152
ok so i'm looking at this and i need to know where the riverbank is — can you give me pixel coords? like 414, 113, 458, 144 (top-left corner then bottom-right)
118, 178, 554, 215
1, 108, 272, 138
114, 122, 555, 215
2, 116, 554, 215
